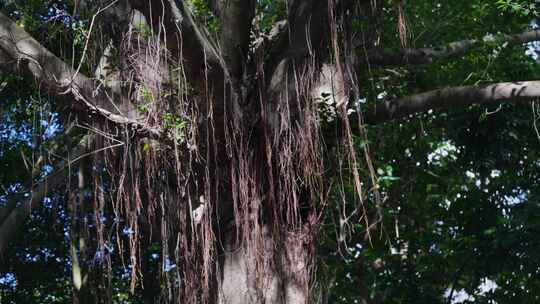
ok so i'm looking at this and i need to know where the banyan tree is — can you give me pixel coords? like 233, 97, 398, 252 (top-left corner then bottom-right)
2, 0, 540, 303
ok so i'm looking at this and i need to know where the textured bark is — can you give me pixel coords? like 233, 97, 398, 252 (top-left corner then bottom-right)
218, 225, 309, 304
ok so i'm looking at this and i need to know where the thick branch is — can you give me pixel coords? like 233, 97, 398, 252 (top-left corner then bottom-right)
131, 0, 225, 75
219, 0, 255, 82
0, 12, 163, 139
364, 29, 540, 66
168, 0, 222, 65
365, 81, 540, 123
266, 0, 329, 95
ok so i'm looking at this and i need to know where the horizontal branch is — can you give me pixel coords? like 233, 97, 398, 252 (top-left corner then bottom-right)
364, 29, 540, 66
365, 81, 540, 123
0, 12, 163, 139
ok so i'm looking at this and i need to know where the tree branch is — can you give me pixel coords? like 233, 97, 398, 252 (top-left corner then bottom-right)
131, 0, 225, 74
364, 81, 540, 123
218, 0, 255, 83
266, 0, 329, 95
363, 29, 540, 66
168, 0, 223, 65
0, 135, 94, 254
0, 12, 163, 139
0, 126, 80, 225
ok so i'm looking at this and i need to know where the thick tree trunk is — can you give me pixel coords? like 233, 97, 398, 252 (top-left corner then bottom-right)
218, 225, 309, 304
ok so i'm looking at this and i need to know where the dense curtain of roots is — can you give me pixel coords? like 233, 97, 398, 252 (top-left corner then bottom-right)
66, 1, 389, 303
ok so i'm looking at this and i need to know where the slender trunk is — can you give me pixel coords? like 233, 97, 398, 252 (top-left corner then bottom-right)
71, 159, 92, 304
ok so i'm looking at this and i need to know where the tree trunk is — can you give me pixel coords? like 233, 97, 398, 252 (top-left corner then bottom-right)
218, 225, 310, 304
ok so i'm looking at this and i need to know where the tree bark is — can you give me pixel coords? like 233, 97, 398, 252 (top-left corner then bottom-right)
218, 225, 310, 304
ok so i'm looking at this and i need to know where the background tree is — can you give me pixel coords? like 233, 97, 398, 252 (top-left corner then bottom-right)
1, 0, 540, 303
